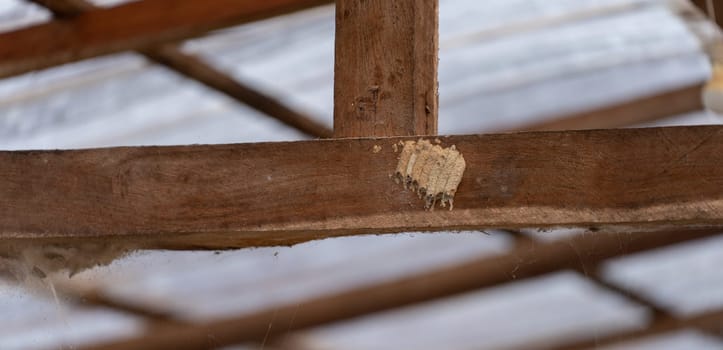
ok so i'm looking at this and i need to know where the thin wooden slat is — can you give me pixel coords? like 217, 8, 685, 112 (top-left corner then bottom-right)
29, 0, 332, 139
550, 308, 723, 350
76, 228, 723, 350
508, 230, 723, 345
0, 0, 332, 78
579, 270, 674, 322
691, 0, 722, 28
509, 84, 705, 132
142, 47, 332, 138
1, 126, 723, 248
333, 0, 438, 137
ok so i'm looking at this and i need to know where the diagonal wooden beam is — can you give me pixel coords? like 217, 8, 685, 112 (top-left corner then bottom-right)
507, 229, 723, 346
692, 0, 722, 28
1, 0, 333, 79
571, 268, 723, 347
75, 228, 723, 350
28, 0, 332, 138
142, 47, 332, 138
508, 84, 705, 132
1, 126, 722, 249
550, 308, 723, 350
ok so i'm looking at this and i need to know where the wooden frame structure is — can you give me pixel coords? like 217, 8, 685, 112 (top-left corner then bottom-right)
2, 0, 723, 349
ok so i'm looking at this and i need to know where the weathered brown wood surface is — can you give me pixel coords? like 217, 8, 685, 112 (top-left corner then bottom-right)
0, 0, 332, 78
1, 126, 722, 248
333, 0, 438, 137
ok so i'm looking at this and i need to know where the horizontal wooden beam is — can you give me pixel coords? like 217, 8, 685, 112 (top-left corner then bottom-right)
509, 84, 704, 132
2, 126, 722, 248
78, 228, 723, 350
0, 0, 332, 78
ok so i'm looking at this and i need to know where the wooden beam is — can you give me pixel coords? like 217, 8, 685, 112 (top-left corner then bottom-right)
550, 307, 723, 350
569, 269, 723, 345
76, 228, 723, 350
29, 0, 332, 139
333, 0, 438, 137
509, 84, 705, 132
142, 47, 332, 138
507, 229, 723, 346
0, 0, 332, 78
1, 126, 722, 248
691, 0, 722, 28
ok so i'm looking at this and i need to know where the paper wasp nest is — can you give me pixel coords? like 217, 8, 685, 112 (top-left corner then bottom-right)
394, 139, 466, 210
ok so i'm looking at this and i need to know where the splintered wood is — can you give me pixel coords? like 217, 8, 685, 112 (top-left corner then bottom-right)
394, 139, 466, 210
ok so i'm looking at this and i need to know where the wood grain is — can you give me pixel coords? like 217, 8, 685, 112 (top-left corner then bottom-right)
0, 0, 332, 78
78, 228, 723, 350
333, 0, 438, 137
1, 126, 722, 248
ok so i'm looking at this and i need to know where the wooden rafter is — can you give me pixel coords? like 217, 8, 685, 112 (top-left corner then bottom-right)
551, 308, 723, 350
28, 0, 332, 138
692, 0, 722, 28
2, 126, 722, 249
508, 83, 705, 132
74, 228, 722, 350
4, 2, 722, 349
0, 0, 332, 79
142, 47, 332, 138
505, 229, 723, 346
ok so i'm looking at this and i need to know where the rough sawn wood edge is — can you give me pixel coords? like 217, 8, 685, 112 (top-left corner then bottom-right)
1, 126, 722, 249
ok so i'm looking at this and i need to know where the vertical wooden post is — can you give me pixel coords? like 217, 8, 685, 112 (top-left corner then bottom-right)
333, 0, 439, 137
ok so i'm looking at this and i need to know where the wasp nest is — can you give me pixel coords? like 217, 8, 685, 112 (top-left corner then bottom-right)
394, 139, 466, 210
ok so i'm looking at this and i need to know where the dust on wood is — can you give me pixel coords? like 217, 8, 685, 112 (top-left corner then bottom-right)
393, 139, 466, 210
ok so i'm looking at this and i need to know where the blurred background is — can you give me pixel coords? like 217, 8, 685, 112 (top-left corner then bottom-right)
1, 0, 723, 349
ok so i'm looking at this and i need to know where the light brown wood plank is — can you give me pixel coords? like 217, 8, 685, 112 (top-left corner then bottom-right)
30, 0, 332, 139
77, 228, 723, 350
0, 0, 332, 78
333, 0, 438, 137
1, 126, 722, 248
509, 84, 705, 132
